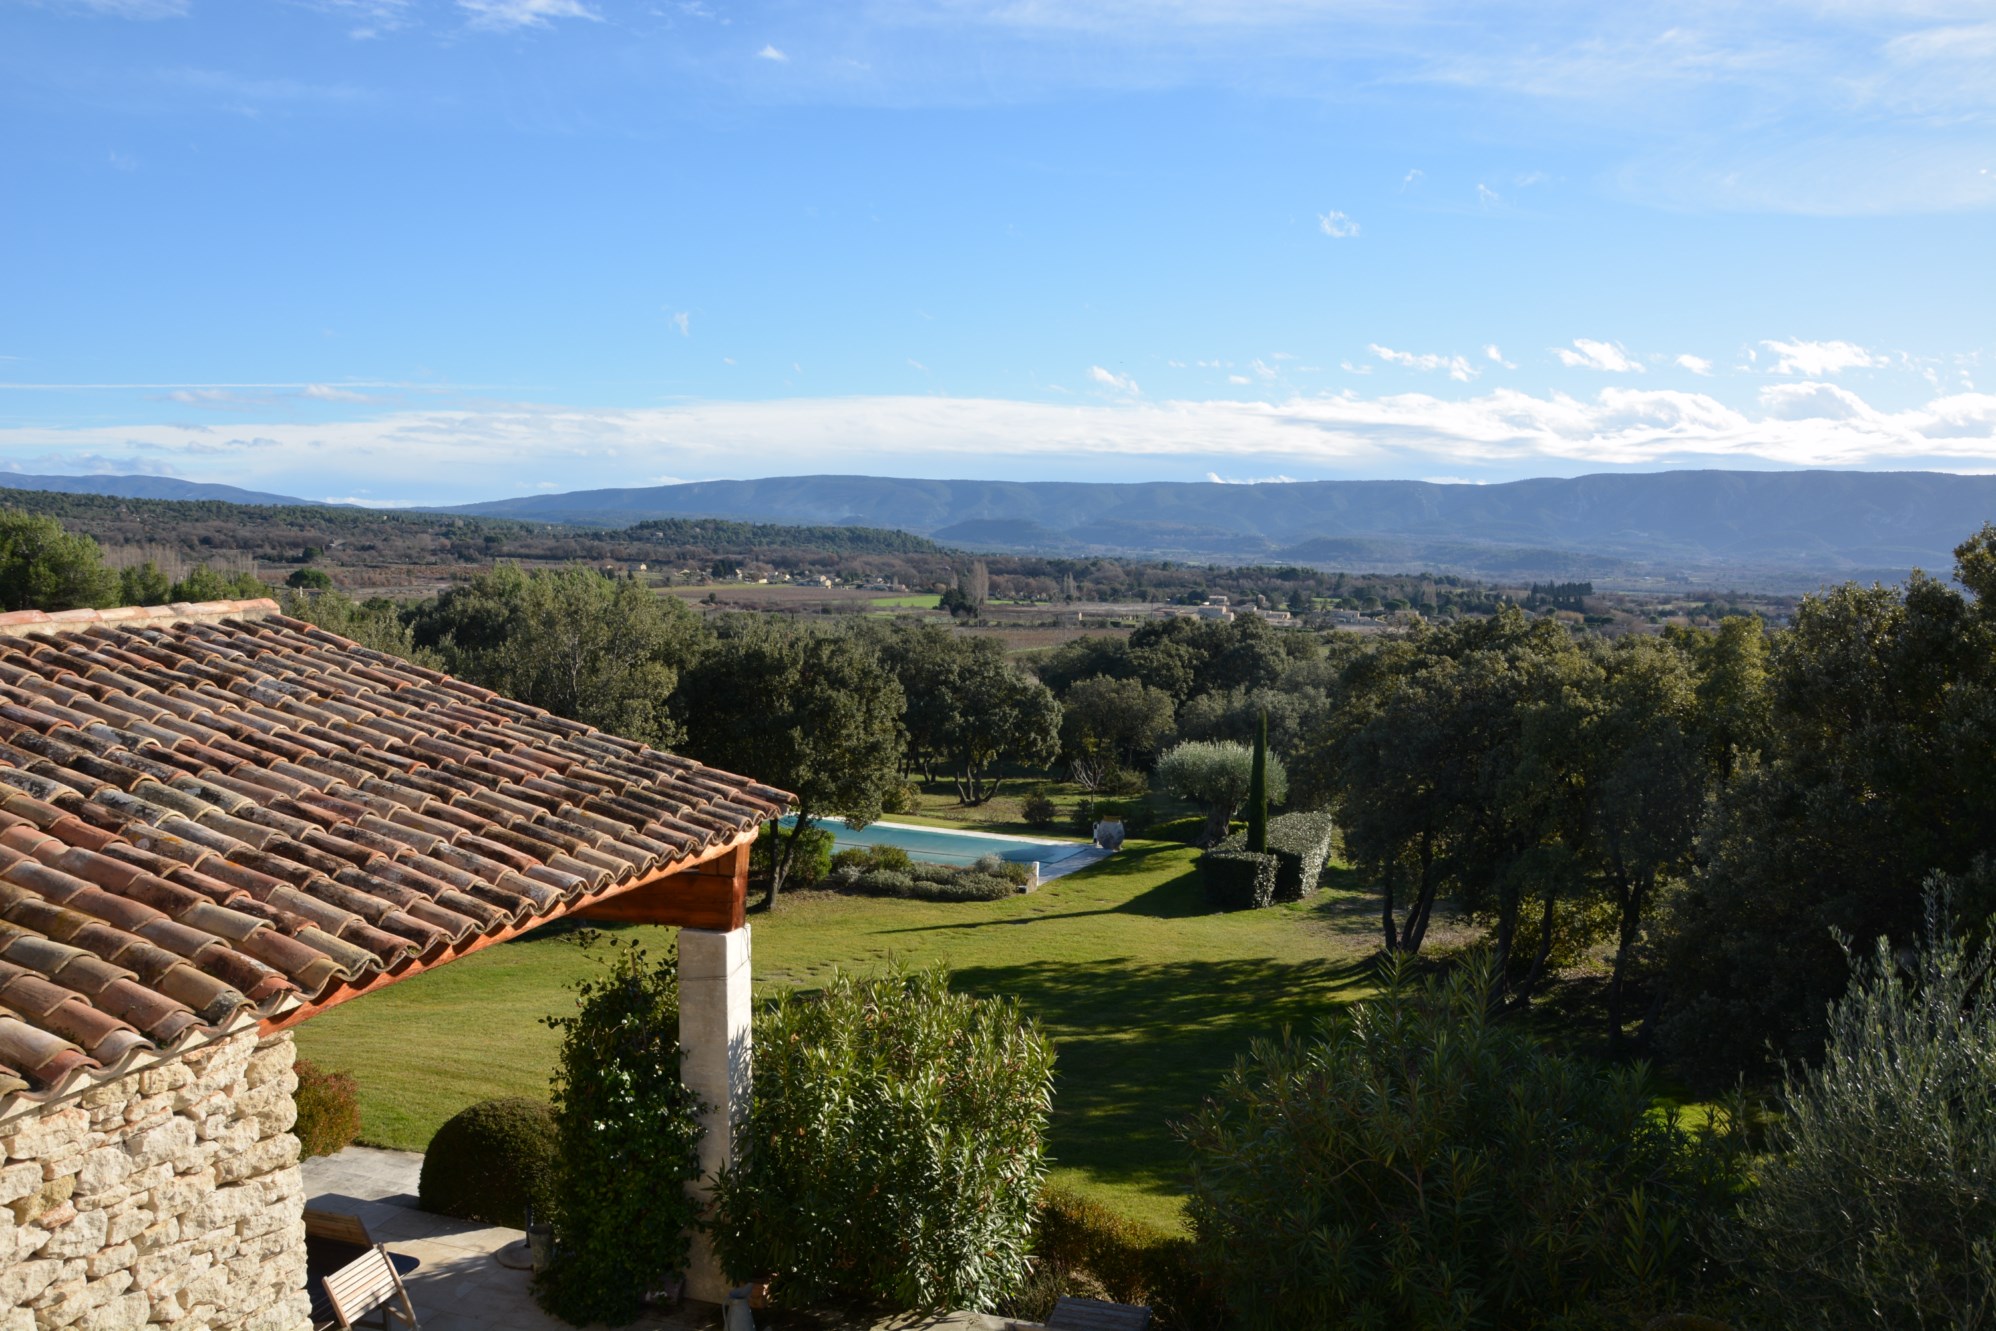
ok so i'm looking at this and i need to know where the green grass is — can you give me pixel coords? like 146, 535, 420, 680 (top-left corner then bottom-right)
867, 593, 942, 609
293, 843, 1379, 1231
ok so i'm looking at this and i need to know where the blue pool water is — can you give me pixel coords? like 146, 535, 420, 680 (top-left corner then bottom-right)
780, 817, 1091, 869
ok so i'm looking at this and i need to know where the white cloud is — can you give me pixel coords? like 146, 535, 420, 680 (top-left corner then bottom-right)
301, 384, 374, 402
669, 311, 691, 337
1760, 338, 1887, 376
458, 0, 598, 31
1090, 365, 1140, 395
1206, 471, 1299, 484
1675, 354, 1714, 375
1227, 374, 1251, 385
6, 380, 1996, 497
1484, 344, 1515, 369
907, 358, 930, 373
1371, 344, 1476, 382
1475, 182, 1501, 207
757, 44, 789, 61
1555, 339, 1643, 373
1317, 209, 1358, 238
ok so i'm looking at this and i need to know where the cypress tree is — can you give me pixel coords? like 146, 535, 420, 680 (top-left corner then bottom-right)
1247, 710, 1269, 853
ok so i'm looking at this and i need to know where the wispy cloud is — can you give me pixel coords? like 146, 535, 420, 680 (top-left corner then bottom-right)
669, 311, 691, 337
1675, 353, 1714, 375
1484, 344, 1515, 369
1317, 209, 1358, 238
757, 44, 789, 61
55, 0, 187, 17
458, 0, 599, 32
1090, 365, 1140, 395
1371, 344, 1476, 382
1554, 339, 1642, 373
1760, 338, 1886, 376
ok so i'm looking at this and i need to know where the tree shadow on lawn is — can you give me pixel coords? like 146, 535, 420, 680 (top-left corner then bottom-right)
949, 952, 1375, 1216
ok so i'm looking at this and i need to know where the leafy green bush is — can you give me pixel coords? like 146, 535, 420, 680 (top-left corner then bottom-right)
292, 1058, 361, 1159
1197, 849, 1277, 911
1727, 890, 1996, 1327
1149, 815, 1234, 845
537, 942, 704, 1326
974, 853, 1034, 887
756, 822, 835, 887
711, 965, 1057, 1314
1181, 955, 1734, 1330
1218, 810, 1335, 902
1022, 792, 1059, 828
1003, 1187, 1221, 1329
419, 1098, 557, 1226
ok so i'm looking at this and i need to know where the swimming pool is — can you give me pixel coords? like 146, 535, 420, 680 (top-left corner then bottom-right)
780, 816, 1094, 870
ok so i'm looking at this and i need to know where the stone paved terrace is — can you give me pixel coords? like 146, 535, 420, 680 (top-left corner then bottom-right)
303, 1145, 710, 1331
303, 1146, 1054, 1331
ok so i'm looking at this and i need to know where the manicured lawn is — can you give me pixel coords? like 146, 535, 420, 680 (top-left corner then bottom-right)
293, 842, 1379, 1231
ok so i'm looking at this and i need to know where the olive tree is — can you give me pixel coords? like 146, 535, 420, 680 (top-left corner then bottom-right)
1155, 739, 1286, 846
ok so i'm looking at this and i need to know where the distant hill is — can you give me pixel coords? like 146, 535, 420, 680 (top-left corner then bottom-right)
437, 470, 1996, 588
0, 472, 311, 507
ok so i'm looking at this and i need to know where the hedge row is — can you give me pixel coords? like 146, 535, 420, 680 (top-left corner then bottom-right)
1198, 850, 1278, 911
1217, 810, 1336, 902
827, 863, 1018, 902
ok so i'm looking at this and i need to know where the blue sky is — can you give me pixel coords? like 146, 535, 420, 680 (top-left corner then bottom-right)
2, 0, 1993, 505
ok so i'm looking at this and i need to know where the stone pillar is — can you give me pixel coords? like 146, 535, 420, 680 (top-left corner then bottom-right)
678, 924, 752, 1304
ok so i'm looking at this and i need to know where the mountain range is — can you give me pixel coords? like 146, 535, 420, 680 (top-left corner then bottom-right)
6, 469, 1990, 589
0, 471, 311, 508
438, 470, 1996, 588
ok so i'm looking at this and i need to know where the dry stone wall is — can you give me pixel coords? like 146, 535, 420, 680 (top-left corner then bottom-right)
0, 1029, 308, 1331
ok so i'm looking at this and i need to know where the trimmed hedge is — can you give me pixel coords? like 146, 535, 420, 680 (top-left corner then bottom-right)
1218, 810, 1335, 902
1198, 850, 1278, 911
419, 1097, 557, 1226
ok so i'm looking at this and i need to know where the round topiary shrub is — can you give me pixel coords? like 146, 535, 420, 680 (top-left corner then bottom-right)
419, 1097, 558, 1226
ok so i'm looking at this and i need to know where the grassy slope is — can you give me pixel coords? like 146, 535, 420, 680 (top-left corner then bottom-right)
293, 841, 1378, 1232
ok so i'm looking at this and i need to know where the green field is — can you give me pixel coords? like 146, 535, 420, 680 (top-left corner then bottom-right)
867, 593, 943, 609
293, 842, 1378, 1231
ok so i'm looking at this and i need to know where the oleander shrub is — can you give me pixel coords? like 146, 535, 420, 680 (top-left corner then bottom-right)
419, 1097, 557, 1226
1726, 890, 1996, 1329
1217, 810, 1336, 902
292, 1058, 361, 1159
536, 942, 704, 1326
1197, 849, 1277, 911
755, 822, 835, 888
1182, 954, 1737, 1330
711, 964, 1057, 1314
1022, 792, 1059, 828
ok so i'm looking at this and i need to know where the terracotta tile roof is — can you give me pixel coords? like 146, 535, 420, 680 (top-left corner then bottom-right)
0, 599, 791, 1109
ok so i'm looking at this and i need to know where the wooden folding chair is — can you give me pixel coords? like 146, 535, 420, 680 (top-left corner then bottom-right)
321, 1244, 421, 1331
